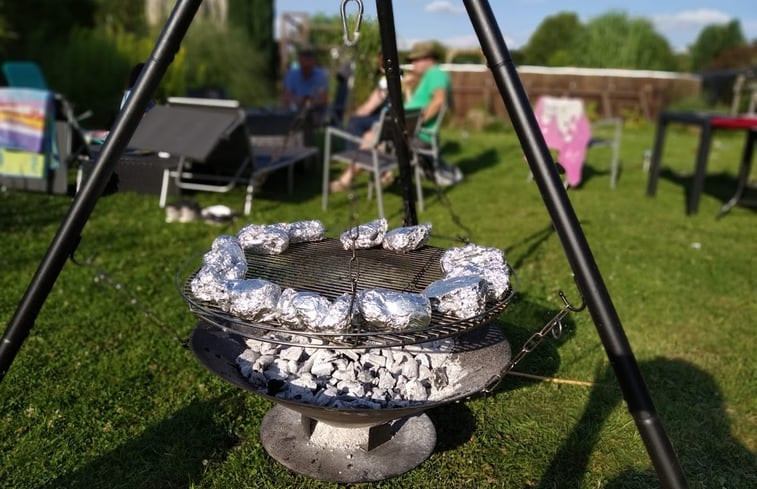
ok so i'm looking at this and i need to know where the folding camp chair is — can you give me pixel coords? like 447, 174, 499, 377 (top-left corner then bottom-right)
322, 108, 422, 219
0, 61, 90, 194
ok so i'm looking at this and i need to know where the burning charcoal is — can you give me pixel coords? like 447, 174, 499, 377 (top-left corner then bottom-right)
237, 223, 290, 255
279, 346, 305, 362
404, 379, 429, 401
432, 366, 450, 389
446, 262, 511, 301
266, 378, 285, 395
377, 370, 396, 390
319, 293, 358, 333
337, 380, 365, 397
424, 275, 488, 319
291, 373, 318, 391
355, 368, 374, 384
440, 243, 506, 274
190, 266, 232, 306
253, 354, 275, 372
288, 219, 326, 243
310, 358, 335, 378
401, 359, 419, 379
340, 218, 388, 250
382, 222, 432, 253
416, 353, 431, 369
361, 352, 388, 370
358, 289, 432, 330
281, 384, 316, 403
228, 279, 281, 322
418, 365, 433, 382
332, 368, 356, 382
341, 348, 362, 362
276, 289, 330, 330
236, 349, 260, 379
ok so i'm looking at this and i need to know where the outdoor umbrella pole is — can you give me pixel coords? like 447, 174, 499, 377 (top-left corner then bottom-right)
376, 0, 418, 227
461, 1, 689, 488
0, 0, 203, 382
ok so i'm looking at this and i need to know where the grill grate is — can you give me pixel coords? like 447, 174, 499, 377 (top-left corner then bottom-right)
181, 238, 514, 348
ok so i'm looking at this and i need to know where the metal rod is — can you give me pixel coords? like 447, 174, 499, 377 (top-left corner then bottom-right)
0, 0, 204, 382
461, 1, 688, 488
375, 0, 418, 226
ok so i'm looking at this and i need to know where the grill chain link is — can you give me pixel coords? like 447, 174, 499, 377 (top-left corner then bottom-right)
482, 288, 585, 394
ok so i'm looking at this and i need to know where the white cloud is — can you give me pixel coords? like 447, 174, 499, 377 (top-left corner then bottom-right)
425, 1, 465, 15
652, 9, 732, 32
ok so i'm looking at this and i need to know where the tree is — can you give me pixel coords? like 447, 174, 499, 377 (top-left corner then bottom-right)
520, 12, 583, 66
227, 0, 275, 84
689, 20, 746, 71
576, 11, 676, 70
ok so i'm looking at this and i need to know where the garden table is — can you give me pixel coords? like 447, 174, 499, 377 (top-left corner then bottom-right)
646, 111, 757, 214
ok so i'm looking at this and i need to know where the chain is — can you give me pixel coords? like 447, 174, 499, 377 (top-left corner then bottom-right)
69, 252, 188, 348
482, 288, 586, 395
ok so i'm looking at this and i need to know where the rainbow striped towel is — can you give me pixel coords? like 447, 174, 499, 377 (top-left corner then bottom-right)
0, 88, 53, 153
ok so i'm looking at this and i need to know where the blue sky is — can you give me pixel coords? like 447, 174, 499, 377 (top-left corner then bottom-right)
275, 0, 757, 52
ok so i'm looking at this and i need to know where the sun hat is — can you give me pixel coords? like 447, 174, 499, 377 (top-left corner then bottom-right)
407, 41, 437, 61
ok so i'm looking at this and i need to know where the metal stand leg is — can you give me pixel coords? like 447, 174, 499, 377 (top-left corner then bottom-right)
462, 1, 688, 487
646, 116, 668, 197
688, 121, 713, 214
717, 129, 756, 218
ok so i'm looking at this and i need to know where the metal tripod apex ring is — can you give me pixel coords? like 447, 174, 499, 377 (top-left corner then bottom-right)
341, 0, 364, 46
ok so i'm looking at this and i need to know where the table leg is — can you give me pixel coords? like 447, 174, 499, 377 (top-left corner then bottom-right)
687, 121, 713, 214
717, 129, 756, 218
646, 118, 668, 197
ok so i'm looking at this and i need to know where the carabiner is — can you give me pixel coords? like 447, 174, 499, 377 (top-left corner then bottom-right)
340, 0, 364, 47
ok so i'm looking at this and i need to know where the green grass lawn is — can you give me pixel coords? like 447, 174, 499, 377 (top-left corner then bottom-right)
1, 122, 755, 488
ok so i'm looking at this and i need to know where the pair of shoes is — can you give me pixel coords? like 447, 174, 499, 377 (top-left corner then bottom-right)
433, 162, 464, 188
329, 179, 350, 192
165, 200, 200, 223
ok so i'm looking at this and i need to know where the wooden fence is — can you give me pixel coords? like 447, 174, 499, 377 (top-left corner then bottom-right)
440, 65, 701, 123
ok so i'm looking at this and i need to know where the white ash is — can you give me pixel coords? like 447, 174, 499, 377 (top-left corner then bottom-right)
236, 337, 465, 408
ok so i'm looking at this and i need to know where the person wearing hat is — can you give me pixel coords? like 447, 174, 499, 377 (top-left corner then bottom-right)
282, 46, 330, 124
329, 40, 457, 192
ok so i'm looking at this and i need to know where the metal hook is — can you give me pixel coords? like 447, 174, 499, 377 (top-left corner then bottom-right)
340, 0, 364, 47
558, 288, 586, 313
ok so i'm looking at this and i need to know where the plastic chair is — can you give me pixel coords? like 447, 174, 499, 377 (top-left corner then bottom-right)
533, 96, 622, 188
1, 61, 47, 89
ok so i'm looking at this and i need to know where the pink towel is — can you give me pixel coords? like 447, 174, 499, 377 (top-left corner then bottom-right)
535, 96, 592, 187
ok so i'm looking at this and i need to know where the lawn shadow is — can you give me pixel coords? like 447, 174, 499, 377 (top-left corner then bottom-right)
455, 148, 500, 177
0, 190, 71, 232
536, 358, 757, 488
40, 393, 244, 489
658, 168, 757, 215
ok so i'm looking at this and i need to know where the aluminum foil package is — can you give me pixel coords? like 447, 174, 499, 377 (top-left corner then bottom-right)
276, 288, 331, 330
190, 265, 232, 309
358, 288, 431, 330
382, 222, 432, 253
228, 279, 281, 322
202, 235, 247, 280
439, 243, 506, 274
237, 223, 290, 255
288, 219, 326, 244
319, 293, 358, 332
340, 218, 388, 250
424, 274, 488, 319
446, 263, 511, 301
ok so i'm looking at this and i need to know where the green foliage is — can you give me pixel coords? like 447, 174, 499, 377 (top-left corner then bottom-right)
227, 0, 275, 83
520, 10, 676, 71
181, 21, 274, 106
520, 12, 583, 66
576, 11, 676, 70
689, 20, 747, 71
93, 0, 148, 36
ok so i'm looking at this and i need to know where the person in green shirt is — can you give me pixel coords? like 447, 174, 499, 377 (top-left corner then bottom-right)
329, 41, 460, 192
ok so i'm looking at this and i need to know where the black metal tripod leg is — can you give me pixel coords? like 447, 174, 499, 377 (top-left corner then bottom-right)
461, 1, 689, 488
